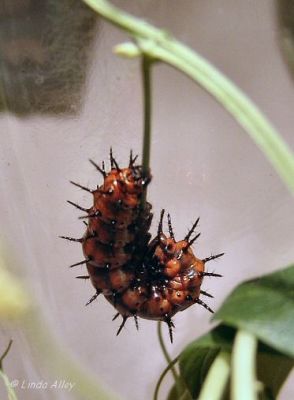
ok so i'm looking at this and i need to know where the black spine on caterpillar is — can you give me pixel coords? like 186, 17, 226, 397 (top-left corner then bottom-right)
63, 151, 224, 342
67, 150, 153, 302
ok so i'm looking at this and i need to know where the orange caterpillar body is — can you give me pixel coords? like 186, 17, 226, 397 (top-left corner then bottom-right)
62, 151, 223, 341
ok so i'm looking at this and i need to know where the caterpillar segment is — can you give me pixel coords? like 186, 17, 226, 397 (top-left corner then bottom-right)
62, 151, 224, 342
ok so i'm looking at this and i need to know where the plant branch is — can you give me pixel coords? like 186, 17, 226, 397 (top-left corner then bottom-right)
0, 340, 17, 400
140, 54, 152, 207
153, 356, 179, 400
83, 0, 294, 193
198, 351, 231, 400
157, 322, 188, 399
141, 56, 152, 175
0, 339, 13, 370
0, 370, 18, 400
157, 322, 178, 382
231, 330, 258, 400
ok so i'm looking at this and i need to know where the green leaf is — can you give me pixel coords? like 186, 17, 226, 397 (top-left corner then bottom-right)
179, 325, 293, 399
179, 346, 220, 398
167, 384, 194, 400
257, 348, 293, 398
178, 325, 233, 399
214, 264, 294, 357
181, 325, 236, 354
167, 384, 178, 400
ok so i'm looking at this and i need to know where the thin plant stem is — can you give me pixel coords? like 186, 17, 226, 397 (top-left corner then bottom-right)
198, 351, 231, 400
0, 370, 18, 400
231, 330, 258, 400
0, 339, 13, 369
141, 56, 152, 175
157, 321, 178, 382
153, 356, 179, 400
141, 55, 152, 207
0, 339, 18, 400
157, 322, 188, 399
82, 0, 294, 194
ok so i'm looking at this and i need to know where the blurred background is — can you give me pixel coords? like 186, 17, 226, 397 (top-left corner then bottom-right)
0, 0, 293, 399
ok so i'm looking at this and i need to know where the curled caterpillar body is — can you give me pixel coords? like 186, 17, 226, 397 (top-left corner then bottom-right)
81, 152, 152, 299
102, 210, 223, 342
63, 151, 224, 342
105, 212, 207, 322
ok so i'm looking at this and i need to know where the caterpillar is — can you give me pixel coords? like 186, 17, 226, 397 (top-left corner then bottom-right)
61, 150, 223, 342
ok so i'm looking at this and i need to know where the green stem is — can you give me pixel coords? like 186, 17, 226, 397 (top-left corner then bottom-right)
141, 56, 152, 175
0, 370, 18, 400
153, 356, 179, 400
157, 322, 178, 382
231, 330, 258, 400
137, 41, 294, 193
0, 339, 13, 370
198, 351, 231, 400
82, 0, 294, 193
0, 340, 17, 400
157, 322, 187, 399
140, 55, 152, 207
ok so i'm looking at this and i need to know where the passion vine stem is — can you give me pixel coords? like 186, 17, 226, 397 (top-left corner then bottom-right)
141, 56, 152, 176
0, 370, 18, 400
141, 54, 153, 207
157, 322, 178, 383
231, 330, 258, 400
83, 0, 294, 193
153, 355, 179, 400
157, 322, 188, 399
0, 339, 13, 370
198, 351, 231, 400
0, 340, 18, 400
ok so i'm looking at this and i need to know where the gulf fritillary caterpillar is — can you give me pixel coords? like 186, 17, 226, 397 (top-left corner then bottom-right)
61, 149, 224, 342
